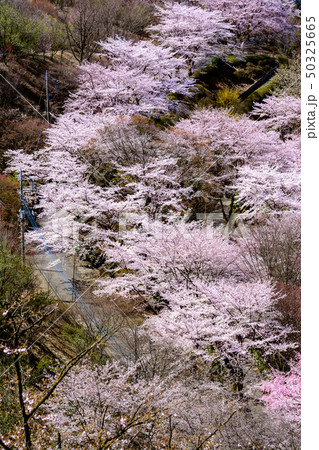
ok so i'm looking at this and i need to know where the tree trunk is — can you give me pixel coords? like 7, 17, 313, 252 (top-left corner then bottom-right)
14, 356, 32, 449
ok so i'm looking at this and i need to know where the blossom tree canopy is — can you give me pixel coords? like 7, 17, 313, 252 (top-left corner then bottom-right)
251, 95, 301, 138
43, 37, 195, 154
262, 354, 301, 424
147, 2, 235, 67
201, 0, 299, 45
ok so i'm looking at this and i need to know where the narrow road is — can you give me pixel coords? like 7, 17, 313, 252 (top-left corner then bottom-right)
28, 224, 135, 362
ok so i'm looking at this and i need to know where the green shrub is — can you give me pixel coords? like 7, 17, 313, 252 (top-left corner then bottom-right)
0, 2, 67, 60
0, 3, 42, 59
215, 88, 240, 110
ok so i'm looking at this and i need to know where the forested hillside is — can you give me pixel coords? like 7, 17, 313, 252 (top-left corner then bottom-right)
1, 1, 301, 448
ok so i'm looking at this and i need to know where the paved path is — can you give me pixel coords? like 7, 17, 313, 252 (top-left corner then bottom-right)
30, 246, 135, 361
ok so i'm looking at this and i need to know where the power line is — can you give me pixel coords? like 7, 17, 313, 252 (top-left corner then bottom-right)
0, 72, 49, 123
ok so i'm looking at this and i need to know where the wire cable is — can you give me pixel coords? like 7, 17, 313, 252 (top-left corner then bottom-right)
0, 72, 49, 123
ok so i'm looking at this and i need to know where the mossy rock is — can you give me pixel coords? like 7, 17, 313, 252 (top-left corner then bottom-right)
186, 83, 215, 109
192, 58, 236, 91
276, 54, 290, 66
225, 55, 246, 66
257, 59, 274, 70
167, 92, 187, 102
226, 54, 275, 68
245, 62, 265, 79
245, 54, 274, 64
166, 53, 285, 115
234, 69, 254, 84
192, 64, 221, 90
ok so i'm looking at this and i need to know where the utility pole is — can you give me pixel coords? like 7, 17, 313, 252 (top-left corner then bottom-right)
19, 170, 25, 262
45, 70, 50, 124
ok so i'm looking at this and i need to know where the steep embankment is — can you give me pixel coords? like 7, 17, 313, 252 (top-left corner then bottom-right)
0, 55, 80, 172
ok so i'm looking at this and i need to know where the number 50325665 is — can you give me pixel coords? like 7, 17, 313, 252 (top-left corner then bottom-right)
306, 17, 316, 78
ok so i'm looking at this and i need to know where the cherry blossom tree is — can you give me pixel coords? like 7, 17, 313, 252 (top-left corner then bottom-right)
38, 347, 300, 448
169, 106, 299, 171
7, 117, 194, 257
98, 37, 192, 92
164, 107, 269, 202
5, 33, 197, 254
251, 95, 301, 139
262, 353, 301, 425
200, 0, 299, 46
87, 118, 192, 217
70, 54, 191, 117
45, 361, 168, 448
237, 212, 301, 286
5, 148, 88, 183
7, 100, 300, 255
234, 163, 300, 219
229, 96, 300, 218
147, 2, 235, 70
94, 219, 296, 393
164, 107, 300, 218
96, 221, 240, 309
43, 356, 239, 449
40, 37, 194, 155
144, 280, 296, 389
